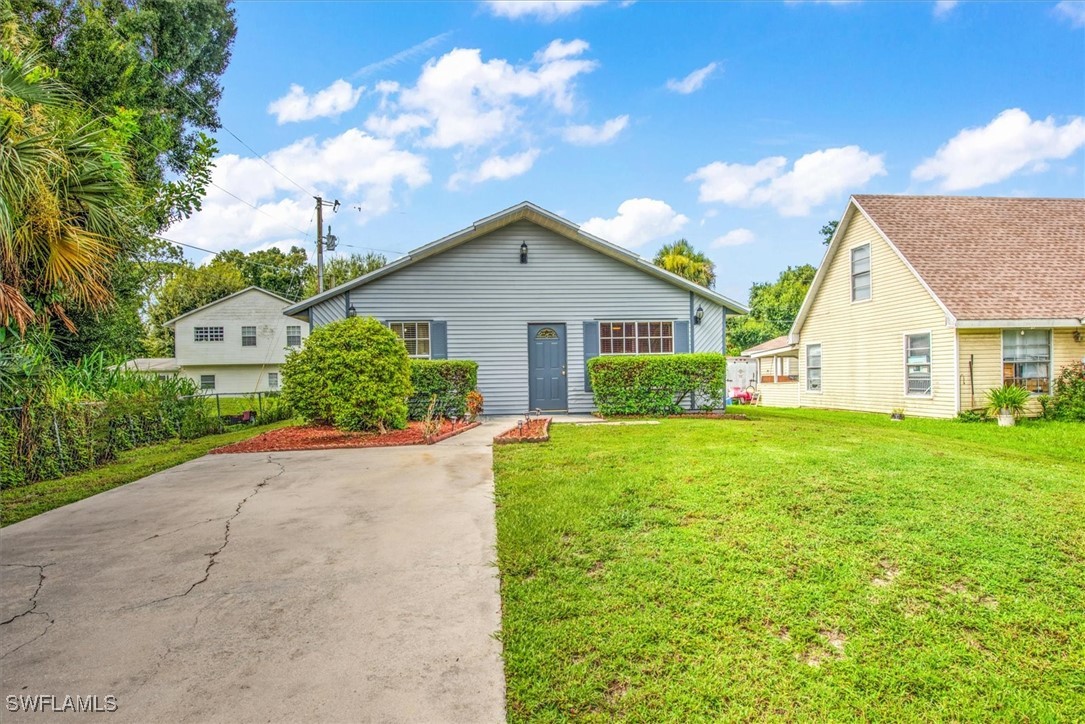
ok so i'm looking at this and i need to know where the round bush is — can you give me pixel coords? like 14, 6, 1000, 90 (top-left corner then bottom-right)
281, 317, 412, 431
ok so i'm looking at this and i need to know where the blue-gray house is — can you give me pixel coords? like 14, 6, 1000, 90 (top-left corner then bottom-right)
284, 202, 748, 415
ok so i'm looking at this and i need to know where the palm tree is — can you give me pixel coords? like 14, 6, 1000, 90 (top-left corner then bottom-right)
653, 239, 716, 289
1, 43, 136, 335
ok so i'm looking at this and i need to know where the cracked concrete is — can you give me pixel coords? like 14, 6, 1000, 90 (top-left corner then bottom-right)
0, 421, 504, 723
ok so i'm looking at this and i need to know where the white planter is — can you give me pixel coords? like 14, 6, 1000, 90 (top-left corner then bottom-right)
997, 410, 1016, 427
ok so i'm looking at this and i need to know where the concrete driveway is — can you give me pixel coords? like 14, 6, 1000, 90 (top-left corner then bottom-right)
1, 423, 505, 723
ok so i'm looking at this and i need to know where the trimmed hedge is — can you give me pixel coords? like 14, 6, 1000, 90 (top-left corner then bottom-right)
408, 360, 479, 420
588, 353, 727, 415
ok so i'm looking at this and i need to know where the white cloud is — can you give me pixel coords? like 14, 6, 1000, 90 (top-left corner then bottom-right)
580, 198, 689, 249
711, 228, 756, 248
370, 41, 598, 149
170, 129, 431, 252
267, 80, 364, 124
1055, 1, 1085, 27
688, 145, 886, 216
933, 0, 958, 17
912, 109, 1085, 191
448, 149, 541, 188
364, 113, 430, 137
666, 62, 719, 94
483, 0, 605, 21
562, 115, 629, 145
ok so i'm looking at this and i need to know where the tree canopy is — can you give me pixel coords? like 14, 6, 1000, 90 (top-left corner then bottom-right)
727, 265, 817, 355
652, 239, 716, 289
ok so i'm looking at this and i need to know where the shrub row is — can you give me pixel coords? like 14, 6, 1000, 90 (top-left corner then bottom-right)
588, 353, 727, 416
408, 360, 479, 420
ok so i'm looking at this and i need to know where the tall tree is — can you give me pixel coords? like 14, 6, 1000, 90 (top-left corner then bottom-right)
652, 239, 716, 289
0, 39, 139, 337
217, 246, 310, 300
303, 252, 387, 297
727, 265, 817, 355
143, 259, 245, 356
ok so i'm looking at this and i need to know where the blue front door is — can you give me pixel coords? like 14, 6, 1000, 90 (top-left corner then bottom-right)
528, 324, 567, 411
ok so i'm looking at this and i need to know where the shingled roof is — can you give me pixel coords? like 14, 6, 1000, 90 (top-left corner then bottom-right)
851, 195, 1085, 323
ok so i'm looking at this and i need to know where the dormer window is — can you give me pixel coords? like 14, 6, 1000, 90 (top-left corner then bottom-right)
851, 244, 871, 302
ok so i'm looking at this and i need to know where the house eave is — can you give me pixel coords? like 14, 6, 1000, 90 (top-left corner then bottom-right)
955, 318, 1085, 329
745, 344, 798, 359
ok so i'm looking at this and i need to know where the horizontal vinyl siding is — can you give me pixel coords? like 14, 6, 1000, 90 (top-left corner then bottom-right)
174, 290, 307, 368
340, 220, 718, 414
693, 294, 725, 354
310, 295, 346, 327
798, 213, 957, 418
180, 365, 281, 395
959, 327, 1085, 416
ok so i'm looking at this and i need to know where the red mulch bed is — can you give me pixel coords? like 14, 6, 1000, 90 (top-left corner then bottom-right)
210, 420, 480, 454
494, 417, 551, 444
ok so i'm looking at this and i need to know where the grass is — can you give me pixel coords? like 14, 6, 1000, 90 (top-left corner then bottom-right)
1, 419, 295, 527
494, 408, 1085, 721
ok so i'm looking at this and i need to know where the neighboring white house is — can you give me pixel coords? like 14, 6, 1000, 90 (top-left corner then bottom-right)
123, 287, 308, 394
284, 201, 748, 415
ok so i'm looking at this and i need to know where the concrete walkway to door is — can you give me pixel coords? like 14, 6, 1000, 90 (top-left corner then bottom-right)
1, 421, 507, 723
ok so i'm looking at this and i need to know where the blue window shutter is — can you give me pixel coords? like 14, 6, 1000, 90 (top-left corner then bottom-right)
430, 321, 448, 359
674, 321, 690, 353
583, 321, 599, 391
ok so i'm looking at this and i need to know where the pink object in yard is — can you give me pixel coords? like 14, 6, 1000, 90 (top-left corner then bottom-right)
730, 386, 753, 404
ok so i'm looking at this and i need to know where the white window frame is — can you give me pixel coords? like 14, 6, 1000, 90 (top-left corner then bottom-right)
388, 321, 431, 359
194, 326, 224, 342
1001, 329, 1052, 395
199, 374, 216, 390
286, 325, 302, 348
904, 331, 933, 397
598, 321, 675, 355
241, 326, 257, 347
268, 372, 279, 389
851, 244, 872, 303
806, 344, 822, 393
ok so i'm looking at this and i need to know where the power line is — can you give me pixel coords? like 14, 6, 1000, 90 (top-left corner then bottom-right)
104, 21, 316, 198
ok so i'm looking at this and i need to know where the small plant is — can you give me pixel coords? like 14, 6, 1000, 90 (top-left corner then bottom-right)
466, 390, 484, 421
890, 408, 905, 421
986, 384, 1031, 426
421, 395, 443, 441
1047, 362, 1085, 421
956, 409, 990, 423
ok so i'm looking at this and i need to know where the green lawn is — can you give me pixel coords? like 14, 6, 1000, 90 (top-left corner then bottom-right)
1, 419, 294, 527
494, 408, 1085, 721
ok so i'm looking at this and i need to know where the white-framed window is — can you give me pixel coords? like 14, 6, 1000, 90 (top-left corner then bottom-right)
200, 374, 216, 390
286, 325, 302, 347
599, 321, 674, 355
1002, 329, 1051, 394
806, 344, 822, 392
389, 321, 431, 358
241, 326, 257, 347
905, 333, 932, 396
268, 372, 279, 389
851, 244, 871, 302
194, 326, 224, 342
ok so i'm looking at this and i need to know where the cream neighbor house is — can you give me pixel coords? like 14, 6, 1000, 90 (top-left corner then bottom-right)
123, 287, 308, 394
745, 195, 1085, 418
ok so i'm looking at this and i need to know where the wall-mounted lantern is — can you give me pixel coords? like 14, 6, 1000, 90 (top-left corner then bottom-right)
694, 304, 705, 325
347, 305, 357, 318
520, 241, 528, 264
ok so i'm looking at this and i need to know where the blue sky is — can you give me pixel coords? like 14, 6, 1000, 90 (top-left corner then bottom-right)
171, 0, 1085, 303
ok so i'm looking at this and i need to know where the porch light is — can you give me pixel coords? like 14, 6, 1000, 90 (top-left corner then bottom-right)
347, 305, 357, 317
694, 304, 705, 324
520, 241, 528, 264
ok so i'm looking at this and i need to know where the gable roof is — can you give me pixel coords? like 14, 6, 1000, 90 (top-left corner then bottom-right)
793, 195, 1085, 335
284, 201, 748, 316
165, 286, 296, 327
741, 335, 796, 357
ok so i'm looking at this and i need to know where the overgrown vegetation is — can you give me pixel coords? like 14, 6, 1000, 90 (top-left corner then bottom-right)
1044, 361, 1085, 422
0, 339, 229, 487
408, 359, 479, 420
588, 353, 726, 415
281, 317, 411, 432
494, 408, 1085, 720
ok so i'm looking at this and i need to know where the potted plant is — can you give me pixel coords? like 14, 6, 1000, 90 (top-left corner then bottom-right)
986, 384, 1031, 427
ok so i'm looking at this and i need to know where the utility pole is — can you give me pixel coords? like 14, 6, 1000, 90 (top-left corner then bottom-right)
313, 196, 340, 294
